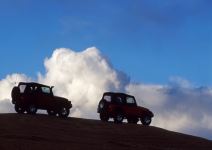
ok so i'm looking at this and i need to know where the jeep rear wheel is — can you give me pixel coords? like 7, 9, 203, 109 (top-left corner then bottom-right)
100, 112, 109, 122
47, 110, 57, 116
141, 116, 152, 126
58, 107, 69, 118
26, 105, 37, 115
14, 104, 25, 114
114, 113, 124, 123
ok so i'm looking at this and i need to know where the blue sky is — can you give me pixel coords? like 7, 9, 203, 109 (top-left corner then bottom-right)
0, 0, 212, 86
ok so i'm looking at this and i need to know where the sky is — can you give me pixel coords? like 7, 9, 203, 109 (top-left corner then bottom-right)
0, 0, 212, 85
0, 0, 212, 140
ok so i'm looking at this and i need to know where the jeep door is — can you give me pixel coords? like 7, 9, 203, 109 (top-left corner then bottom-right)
35, 86, 53, 109
19, 84, 34, 105
123, 96, 139, 117
112, 95, 124, 111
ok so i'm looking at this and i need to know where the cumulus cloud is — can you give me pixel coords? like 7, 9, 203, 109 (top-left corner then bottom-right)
126, 80, 212, 139
0, 74, 31, 112
38, 47, 129, 118
0, 47, 211, 139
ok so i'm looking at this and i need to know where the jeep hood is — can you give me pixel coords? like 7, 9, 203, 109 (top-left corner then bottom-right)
54, 96, 72, 108
137, 106, 154, 117
54, 96, 68, 102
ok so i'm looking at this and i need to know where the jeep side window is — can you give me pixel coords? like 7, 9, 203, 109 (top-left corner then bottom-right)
35, 86, 42, 93
25, 85, 32, 94
104, 95, 111, 102
41, 87, 51, 94
126, 97, 136, 104
114, 96, 123, 104
19, 85, 26, 93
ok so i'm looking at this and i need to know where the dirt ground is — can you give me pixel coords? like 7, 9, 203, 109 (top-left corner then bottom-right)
0, 114, 211, 150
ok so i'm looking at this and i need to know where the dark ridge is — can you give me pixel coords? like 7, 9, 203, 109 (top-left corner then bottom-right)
0, 113, 211, 150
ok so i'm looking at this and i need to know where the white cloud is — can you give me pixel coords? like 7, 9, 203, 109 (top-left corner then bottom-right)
38, 47, 129, 118
126, 80, 212, 139
126, 84, 167, 107
0, 47, 211, 139
169, 76, 193, 88
0, 73, 31, 112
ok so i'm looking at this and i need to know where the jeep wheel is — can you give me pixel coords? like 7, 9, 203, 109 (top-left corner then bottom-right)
127, 118, 139, 124
14, 104, 25, 114
100, 112, 109, 122
114, 113, 124, 124
47, 110, 57, 116
58, 107, 69, 118
26, 105, 37, 115
141, 116, 152, 126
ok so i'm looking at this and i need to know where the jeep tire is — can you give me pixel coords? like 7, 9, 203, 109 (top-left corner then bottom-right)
58, 107, 69, 118
141, 116, 152, 126
100, 112, 109, 122
47, 109, 57, 116
26, 105, 37, 114
114, 112, 124, 123
14, 104, 25, 114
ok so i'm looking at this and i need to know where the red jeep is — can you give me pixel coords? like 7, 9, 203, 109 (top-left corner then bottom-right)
97, 92, 154, 125
11, 82, 72, 118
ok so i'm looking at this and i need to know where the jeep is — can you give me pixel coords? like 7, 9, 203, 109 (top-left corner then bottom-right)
97, 92, 154, 125
11, 82, 72, 118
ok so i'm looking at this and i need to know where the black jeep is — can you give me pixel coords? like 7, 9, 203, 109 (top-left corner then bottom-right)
11, 82, 72, 118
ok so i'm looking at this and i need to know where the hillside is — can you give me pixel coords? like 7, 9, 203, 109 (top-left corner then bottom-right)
0, 114, 211, 150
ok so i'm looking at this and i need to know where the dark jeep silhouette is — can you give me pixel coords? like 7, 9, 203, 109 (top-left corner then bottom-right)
11, 82, 72, 118
97, 92, 154, 125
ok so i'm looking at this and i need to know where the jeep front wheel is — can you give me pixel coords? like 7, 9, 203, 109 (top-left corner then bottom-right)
58, 107, 69, 118
15, 104, 25, 114
100, 112, 109, 122
26, 105, 37, 115
141, 116, 152, 126
114, 113, 124, 123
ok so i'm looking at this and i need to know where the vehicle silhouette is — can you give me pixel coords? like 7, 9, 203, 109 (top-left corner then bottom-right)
97, 92, 154, 125
11, 82, 72, 118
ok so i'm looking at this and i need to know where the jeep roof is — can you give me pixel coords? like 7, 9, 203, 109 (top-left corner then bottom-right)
18, 82, 53, 88
102, 92, 137, 104
103, 92, 135, 97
